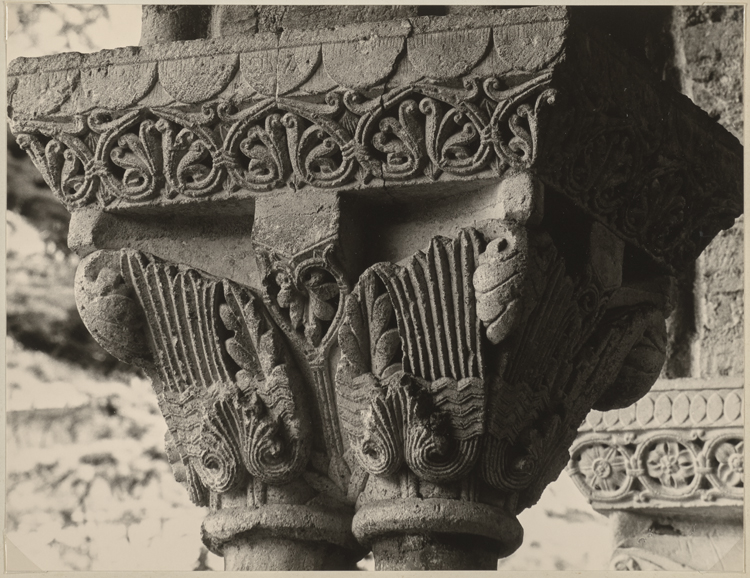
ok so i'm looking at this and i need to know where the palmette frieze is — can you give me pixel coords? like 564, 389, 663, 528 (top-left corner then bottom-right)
9, 9, 743, 272
11, 75, 555, 210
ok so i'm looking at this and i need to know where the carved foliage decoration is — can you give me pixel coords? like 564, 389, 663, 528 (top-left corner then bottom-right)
334, 220, 669, 512
538, 35, 742, 270
568, 430, 744, 507
74, 249, 311, 505
12, 74, 556, 211
254, 239, 348, 352
336, 230, 486, 484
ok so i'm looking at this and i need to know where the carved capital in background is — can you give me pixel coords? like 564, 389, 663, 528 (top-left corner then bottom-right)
569, 377, 743, 571
8, 5, 742, 572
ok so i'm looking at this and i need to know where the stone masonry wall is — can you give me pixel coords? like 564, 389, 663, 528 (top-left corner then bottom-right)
675, 6, 744, 379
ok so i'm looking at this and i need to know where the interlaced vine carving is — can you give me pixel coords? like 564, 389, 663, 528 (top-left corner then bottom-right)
569, 431, 744, 507
13, 74, 555, 211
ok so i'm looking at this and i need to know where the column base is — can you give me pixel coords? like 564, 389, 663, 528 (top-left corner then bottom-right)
224, 535, 360, 571
372, 533, 502, 571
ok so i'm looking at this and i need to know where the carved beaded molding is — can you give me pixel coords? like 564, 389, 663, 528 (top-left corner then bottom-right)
568, 378, 744, 511
8, 7, 742, 272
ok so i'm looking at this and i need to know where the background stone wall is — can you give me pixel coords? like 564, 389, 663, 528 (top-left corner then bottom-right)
5, 5, 743, 572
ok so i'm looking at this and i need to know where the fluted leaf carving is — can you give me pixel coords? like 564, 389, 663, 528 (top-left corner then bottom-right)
74, 249, 312, 505
336, 229, 487, 484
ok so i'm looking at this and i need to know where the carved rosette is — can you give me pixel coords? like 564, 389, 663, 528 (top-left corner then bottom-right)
569, 379, 744, 510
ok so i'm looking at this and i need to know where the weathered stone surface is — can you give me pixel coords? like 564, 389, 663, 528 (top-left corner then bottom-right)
694, 217, 744, 377
571, 377, 743, 512
8, 7, 740, 273
140, 5, 210, 46
610, 512, 742, 571
8, 5, 743, 572
674, 6, 744, 140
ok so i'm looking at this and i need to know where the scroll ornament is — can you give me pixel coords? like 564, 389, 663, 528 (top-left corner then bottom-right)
12, 73, 555, 211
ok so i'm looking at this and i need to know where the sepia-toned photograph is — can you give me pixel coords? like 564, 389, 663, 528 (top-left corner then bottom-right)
5, 3, 744, 572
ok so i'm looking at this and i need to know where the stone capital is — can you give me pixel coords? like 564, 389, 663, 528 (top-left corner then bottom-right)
8, 6, 743, 571
569, 377, 743, 571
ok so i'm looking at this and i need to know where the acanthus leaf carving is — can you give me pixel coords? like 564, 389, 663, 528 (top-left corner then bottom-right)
74, 249, 312, 505
336, 230, 486, 484
330, 216, 673, 517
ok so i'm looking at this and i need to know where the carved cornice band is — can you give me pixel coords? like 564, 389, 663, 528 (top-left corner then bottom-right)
569, 378, 744, 512
8, 7, 742, 271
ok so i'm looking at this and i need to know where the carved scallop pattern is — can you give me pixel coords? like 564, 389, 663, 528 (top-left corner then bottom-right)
159, 54, 238, 103
724, 391, 742, 422
671, 393, 690, 425
278, 46, 321, 95
603, 410, 619, 428
653, 394, 672, 425
706, 393, 724, 423
618, 404, 636, 427
689, 394, 707, 424
587, 411, 603, 429
635, 397, 654, 427
240, 46, 321, 97
11, 69, 79, 116
493, 19, 566, 73
239, 50, 278, 97
407, 27, 491, 81
324, 36, 404, 90
80, 62, 158, 110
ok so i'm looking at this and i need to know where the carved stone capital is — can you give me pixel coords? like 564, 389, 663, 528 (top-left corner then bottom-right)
9, 5, 743, 572
74, 248, 363, 569
569, 377, 744, 513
